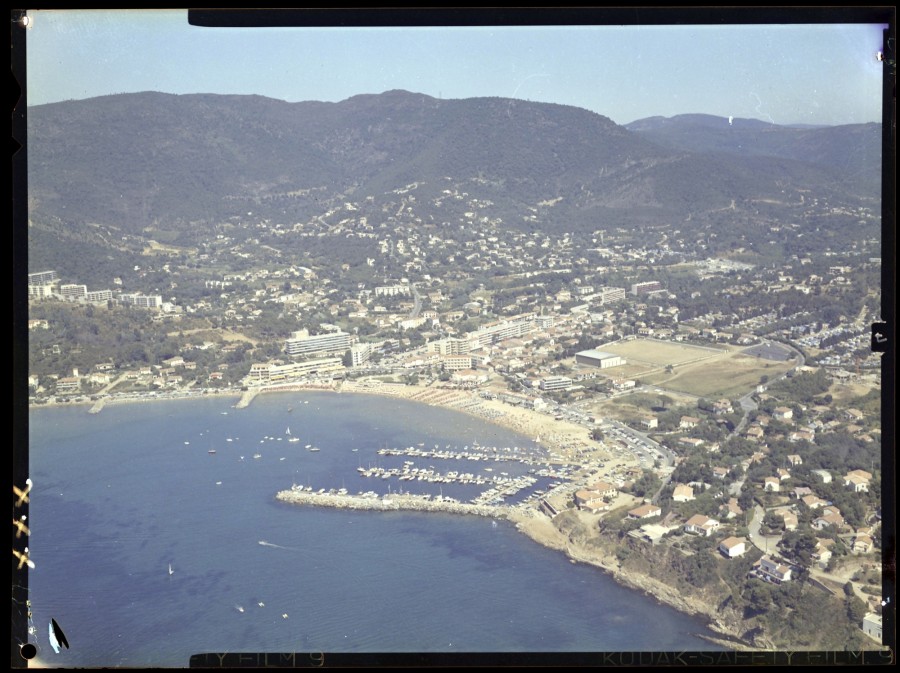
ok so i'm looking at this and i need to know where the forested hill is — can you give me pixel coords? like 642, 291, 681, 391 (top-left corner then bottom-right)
27, 90, 877, 236
625, 114, 880, 196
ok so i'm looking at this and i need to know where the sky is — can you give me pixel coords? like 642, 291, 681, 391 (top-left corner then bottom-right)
20, 9, 890, 126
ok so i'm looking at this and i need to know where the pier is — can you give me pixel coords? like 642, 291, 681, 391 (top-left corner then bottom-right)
276, 487, 508, 518
234, 388, 259, 409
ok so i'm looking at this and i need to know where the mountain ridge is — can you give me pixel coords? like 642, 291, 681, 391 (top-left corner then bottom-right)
26, 90, 878, 236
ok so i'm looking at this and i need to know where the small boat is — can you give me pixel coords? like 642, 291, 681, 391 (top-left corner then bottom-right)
253, 453, 262, 459
168, 563, 174, 576
236, 605, 244, 613
280, 457, 286, 461
208, 449, 216, 455
216, 481, 222, 485
258, 601, 265, 607
309, 447, 320, 452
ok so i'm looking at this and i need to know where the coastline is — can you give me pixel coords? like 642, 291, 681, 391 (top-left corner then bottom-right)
32, 379, 740, 645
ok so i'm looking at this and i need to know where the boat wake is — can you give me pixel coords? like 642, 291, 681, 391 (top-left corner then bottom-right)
258, 540, 295, 551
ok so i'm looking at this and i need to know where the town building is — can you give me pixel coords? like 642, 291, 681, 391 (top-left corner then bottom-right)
575, 350, 625, 369
862, 613, 882, 642
540, 376, 573, 391
120, 293, 163, 309
285, 329, 351, 357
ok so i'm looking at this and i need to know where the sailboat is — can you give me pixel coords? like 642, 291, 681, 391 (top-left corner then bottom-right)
286, 426, 300, 443
168, 563, 174, 576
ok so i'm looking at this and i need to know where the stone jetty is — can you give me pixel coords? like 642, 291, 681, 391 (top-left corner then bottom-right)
276, 487, 508, 519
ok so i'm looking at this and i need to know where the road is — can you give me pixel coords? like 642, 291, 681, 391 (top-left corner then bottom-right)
409, 282, 422, 319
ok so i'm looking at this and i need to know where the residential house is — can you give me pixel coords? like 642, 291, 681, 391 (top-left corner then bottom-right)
763, 477, 781, 492
786, 454, 803, 466
744, 425, 765, 441
844, 469, 873, 493
852, 533, 874, 554
590, 481, 618, 499
713, 399, 733, 415
628, 504, 662, 520
684, 514, 720, 536
780, 510, 798, 531
801, 494, 828, 510
574, 489, 605, 510
812, 539, 834, 568
679, 416, 700, 429
862, 613, 882, 643
789, 429, 815, 443
811, 469, 833, 484
712, 466, 729, 480
776, 468, 791, 481
719, 536, 748, 558
756, 555, 793, 583
721, 498, 743, 520
813, 509, 845, 531
773, 406, 794, 420
672, 484, 695, 502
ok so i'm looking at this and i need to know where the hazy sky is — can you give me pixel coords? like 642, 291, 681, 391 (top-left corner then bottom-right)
21, 9, 888, 126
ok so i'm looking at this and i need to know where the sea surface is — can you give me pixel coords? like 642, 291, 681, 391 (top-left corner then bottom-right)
24, 391, 726, 667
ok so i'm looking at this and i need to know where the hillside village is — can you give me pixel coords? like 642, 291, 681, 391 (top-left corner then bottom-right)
26, 177, 885, 650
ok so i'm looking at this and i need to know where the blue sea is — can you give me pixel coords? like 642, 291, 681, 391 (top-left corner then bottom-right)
24, 391, 725, 667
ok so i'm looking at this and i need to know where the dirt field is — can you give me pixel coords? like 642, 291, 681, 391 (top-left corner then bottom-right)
588, 339, 795, 399
600, 338, 726, 366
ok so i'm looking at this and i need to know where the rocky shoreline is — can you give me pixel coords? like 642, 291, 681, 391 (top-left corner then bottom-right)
504, 507, 757, 650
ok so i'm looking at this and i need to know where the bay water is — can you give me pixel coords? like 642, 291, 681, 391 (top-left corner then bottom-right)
25, 391, 724, 666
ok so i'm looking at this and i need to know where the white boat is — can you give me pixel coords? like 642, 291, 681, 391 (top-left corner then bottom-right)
168, 563, 174, 576
236, 605, 244, 613
49, 621, 61, 654
253, 453, 262, 459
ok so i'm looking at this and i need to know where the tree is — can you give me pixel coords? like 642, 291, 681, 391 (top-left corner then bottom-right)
780, 529, 818, 567
342, 349, 353, 367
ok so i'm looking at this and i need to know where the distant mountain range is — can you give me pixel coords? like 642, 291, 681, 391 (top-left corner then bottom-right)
26, 90, 880, 238
624, 113, 880, 189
